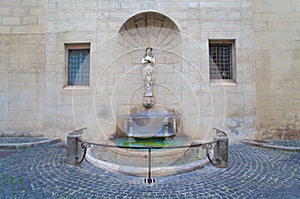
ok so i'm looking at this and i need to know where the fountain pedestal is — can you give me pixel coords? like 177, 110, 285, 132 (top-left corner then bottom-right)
122, 48, 178, 138
116, 48, 179, 139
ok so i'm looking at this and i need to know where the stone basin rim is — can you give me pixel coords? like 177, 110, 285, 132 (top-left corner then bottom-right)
86, 145, 209, 177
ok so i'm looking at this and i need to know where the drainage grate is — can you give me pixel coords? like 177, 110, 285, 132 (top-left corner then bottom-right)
144, 178, 156, 184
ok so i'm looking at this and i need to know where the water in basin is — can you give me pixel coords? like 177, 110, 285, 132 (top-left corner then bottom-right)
115, 137, 187, 148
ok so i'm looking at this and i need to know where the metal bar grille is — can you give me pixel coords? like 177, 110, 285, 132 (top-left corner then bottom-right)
68, 49, 90, 85
209, 43, 233, 80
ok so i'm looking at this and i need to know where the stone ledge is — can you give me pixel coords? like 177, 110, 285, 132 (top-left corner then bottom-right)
0, 137, 61, 149
242, 139, 300, 152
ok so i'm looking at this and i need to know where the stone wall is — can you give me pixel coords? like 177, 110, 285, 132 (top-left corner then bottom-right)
0, 0, 297, 141
0, 0, 46, 135
44, 0, 256, 142
254, 0, 300, 139
179, 0, 256, 142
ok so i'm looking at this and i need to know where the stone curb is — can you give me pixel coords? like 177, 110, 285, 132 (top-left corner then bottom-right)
0, 137, 61, 149
242, 139, 300, 152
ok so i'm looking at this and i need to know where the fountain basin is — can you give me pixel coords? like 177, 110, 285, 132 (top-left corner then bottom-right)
85, 138, 209, 177
126, 117, 176, 138
121, 105, 179, 138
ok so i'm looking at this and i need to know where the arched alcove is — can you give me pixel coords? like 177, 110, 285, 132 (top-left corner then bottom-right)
111, 11, 187, 139
118, 11, 181, 51
119, 11, 180, 32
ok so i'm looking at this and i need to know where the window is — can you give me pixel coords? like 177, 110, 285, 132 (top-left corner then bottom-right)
209, 40, 235, 81
65, 43, 90, 86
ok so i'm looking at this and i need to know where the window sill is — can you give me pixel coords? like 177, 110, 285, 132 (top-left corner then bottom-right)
209, 79, 237, 86
63, 85, 90, 90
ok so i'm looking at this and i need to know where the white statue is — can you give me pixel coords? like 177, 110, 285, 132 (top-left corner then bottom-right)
141, 47, 156, 108
142, 48, 155, 97
141, 47, 155, 64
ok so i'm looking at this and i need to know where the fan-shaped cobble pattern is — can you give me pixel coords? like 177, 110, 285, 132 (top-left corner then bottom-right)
0, 142, 299, 198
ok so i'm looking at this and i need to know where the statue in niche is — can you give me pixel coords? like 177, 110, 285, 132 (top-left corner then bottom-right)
141, 47, 156, 108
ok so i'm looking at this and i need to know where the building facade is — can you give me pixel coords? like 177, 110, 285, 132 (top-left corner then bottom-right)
0, 0, 299, 142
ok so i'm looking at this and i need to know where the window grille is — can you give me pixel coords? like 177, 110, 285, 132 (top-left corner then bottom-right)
209, 42, 233, 80
67, 49, 90, 85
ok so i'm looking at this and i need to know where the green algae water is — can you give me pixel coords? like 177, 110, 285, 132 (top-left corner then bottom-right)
115, 137, 188, 148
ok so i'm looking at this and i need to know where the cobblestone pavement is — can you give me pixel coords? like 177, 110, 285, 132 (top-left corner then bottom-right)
0, 142, 299, 198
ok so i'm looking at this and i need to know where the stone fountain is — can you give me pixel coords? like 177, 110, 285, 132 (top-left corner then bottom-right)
122, 47, 177, 139
84, 47, 208, 178
68, 47, 228, 177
